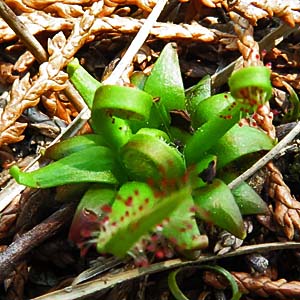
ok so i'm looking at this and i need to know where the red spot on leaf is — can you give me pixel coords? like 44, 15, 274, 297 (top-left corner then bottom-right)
125, 196, 133, 206
189, 205, 197, 213
101, 204, 112, 214
155, 250, 165, 259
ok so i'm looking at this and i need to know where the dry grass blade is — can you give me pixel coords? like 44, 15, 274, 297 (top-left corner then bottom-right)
30, 242, 300, 300
103, 0, 168, 84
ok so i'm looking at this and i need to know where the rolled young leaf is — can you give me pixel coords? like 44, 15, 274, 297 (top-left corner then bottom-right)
93, 85, 153, 121
229, 66, 272, 107
168, 265, 242, 300
10, 146, 119, 188
193, 179, 246, 239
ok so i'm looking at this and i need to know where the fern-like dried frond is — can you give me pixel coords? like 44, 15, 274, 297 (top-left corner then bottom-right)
267, 162, 300, 240
204, 270, 300, 299
0, 2, 103, 146
230, 0, 300, 27
229, 11, 261, 66
0, 12, 238, 47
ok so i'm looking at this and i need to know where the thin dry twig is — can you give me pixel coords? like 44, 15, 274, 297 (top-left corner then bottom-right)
29, 242, 300, 300
0, 203, 75, 283
103, 0, 168, 84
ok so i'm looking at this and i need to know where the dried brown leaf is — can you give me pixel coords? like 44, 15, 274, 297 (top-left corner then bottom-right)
0, 61, 18, 86
0, 195, 21, 239
13, 50, 35, 73
5, 262, 28, 300
44, 3, 84, 18
272, 71, 300, 90
41, 91, 75, 122
0, 11, 74, 42
5, 0, 156, 17
7, 0, 94, 11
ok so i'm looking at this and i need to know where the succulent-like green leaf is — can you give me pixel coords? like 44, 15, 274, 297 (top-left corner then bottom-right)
192, 92, 235, 129
92, 110, 132, 150
93, 85, 153, 121
10, 146, 119, 188
130, 71, 148, 90
185, 75, 211, 116
121, 132, 185, 183
144, 43, 185, 111
232, 181, 268, 215
212, 124, 275, 169
229, 66, 272, 106
69, 185, 116, 244
184, 101, 243, 165
193, 179, 246, 239
162, 194, 208, 251
45, 134, 108, 160
97, 181, 192, 257
67, 58, 101, 108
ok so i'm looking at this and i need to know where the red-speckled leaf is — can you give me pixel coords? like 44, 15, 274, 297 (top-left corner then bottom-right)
97, 181, 192, 257
69, 185, 116, 244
